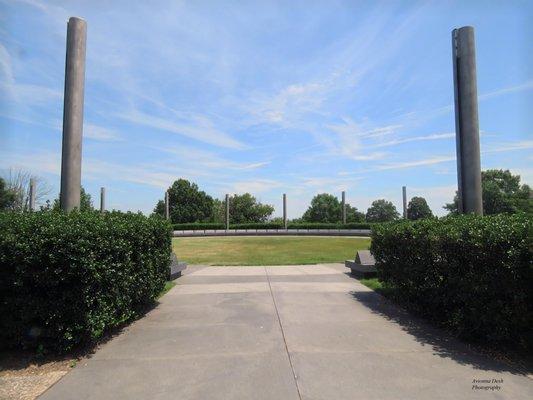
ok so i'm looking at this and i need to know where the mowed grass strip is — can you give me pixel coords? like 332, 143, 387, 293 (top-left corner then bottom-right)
172, 236, 371, 265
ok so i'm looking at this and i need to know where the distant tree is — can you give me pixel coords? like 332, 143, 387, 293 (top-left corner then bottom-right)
154, 199, 165, 216
407, 196, 433, 220
302, 193, 341, 223
302, 193, 364, 223
269, 217, 284, 225
365, 199, 400, 222
0, 177, 16, 210
345, 204, 365, 223
214, 193, 274, 224
49, 186, 94, 211
444, 169, 532, 215
1, 168, 52, 211
154, 179, 214, 223
211, 198, 224, 223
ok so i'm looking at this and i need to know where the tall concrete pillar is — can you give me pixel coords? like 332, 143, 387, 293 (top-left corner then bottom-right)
341, 191, 346, 224
452, 26, 483, 215
100, 187, 105, 213
60, 17, 87, 212
29, 178, 36, 211
225, 194, 230, 230
165, 191, 169, 220
402, 186, 407, 219
283, 193, 287, 229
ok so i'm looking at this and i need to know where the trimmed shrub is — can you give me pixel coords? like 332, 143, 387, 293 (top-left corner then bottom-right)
230, 222, 284, 229
371, 214, 532, 346
173, 222, 373, 230
0, 210, 172, 353
287, 222, 373, 230
173, 222, 225, 230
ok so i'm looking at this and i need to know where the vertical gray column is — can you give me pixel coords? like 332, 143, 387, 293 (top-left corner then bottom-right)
341, 191, 346, 224
225, 194, 230, 231
29, 178, 36, 211
283, 193, 287, 229
402, 186, 407, 219
100, 187, 105, 213
60, 17, 87, 212
165, 191, 169, 220
452, 26, 483, 215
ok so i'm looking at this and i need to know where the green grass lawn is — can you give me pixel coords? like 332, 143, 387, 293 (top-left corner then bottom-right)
172, 236, 371, 265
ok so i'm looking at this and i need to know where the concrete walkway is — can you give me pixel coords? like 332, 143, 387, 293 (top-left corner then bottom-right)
41, 264, 532, 400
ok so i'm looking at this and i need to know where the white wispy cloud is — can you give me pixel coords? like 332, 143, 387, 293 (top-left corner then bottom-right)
0, 149, 212, 190
478, 80, 533, 101
247, 82, 327, 126
397, 80, 533, 124
483, 140, 533, 154
0, 43, 61, 106
155, 145, 269, 171
370, 132, 455, 148
84, 124, 123, 142
374, 156, 456, 171
117, 109, 246, 150
226, 179, 282, 194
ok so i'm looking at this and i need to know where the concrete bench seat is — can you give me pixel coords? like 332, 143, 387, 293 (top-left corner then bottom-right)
169, 253, 187, 280
345, 250, 377, 278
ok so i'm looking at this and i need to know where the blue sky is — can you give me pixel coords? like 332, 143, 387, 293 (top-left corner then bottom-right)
1, 0, 531, 217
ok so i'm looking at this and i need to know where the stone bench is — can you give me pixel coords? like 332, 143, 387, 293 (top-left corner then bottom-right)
345, 250, 377, 278
169, 253, 187, 280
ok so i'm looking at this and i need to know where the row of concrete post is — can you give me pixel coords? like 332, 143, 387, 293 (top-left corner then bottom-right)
56, 17, 482, 217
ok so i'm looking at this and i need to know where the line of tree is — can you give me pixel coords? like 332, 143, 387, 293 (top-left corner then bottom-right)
3, 169, 530, 220
153, 179, 274, 224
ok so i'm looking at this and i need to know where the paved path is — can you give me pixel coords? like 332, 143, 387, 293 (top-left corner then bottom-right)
41, 264, 532, 400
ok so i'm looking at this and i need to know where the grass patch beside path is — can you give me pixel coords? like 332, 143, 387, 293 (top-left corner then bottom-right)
173, 236, 370, 265
359, 277, 397, 298
158, 281, 176, 298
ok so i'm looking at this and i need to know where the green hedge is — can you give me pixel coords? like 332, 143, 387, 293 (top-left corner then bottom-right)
230, 222, 284, 229
370, 214, 532, 346
0, 211, 172, 353
173, 222, 225, 230
287, 222, 373, 229
173, 222, 373, 230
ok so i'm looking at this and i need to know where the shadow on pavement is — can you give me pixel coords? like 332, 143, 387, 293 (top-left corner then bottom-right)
345, 273, 530, 376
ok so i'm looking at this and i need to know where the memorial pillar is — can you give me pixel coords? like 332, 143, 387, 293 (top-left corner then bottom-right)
452, 26, 483, 215
60, 17, 87, 211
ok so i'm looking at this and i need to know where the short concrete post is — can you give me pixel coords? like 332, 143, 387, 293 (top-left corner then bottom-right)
341, 191, 346, 224
165, 191, 169, 220
225, 194, 230, 230
283, 193, 287, 229
100, 187, 105, 213
402, 186, 407, 219
452, 26, 483, 215
60, 17, 87, 212
29, 178, 36, 211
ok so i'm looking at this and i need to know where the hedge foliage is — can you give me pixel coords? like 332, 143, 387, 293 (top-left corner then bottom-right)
370, 214, 532, 346
0, 211, 172, 353
173, 222, 373, 230
287, 222, 373, 230
173, 222, 226, 230
231, 222, 284, 229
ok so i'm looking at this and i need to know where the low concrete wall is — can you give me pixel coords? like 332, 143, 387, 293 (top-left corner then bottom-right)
172, 229, 371, 237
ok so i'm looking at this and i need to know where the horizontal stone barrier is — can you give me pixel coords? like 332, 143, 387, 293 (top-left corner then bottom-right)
172, 229, 371, 237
